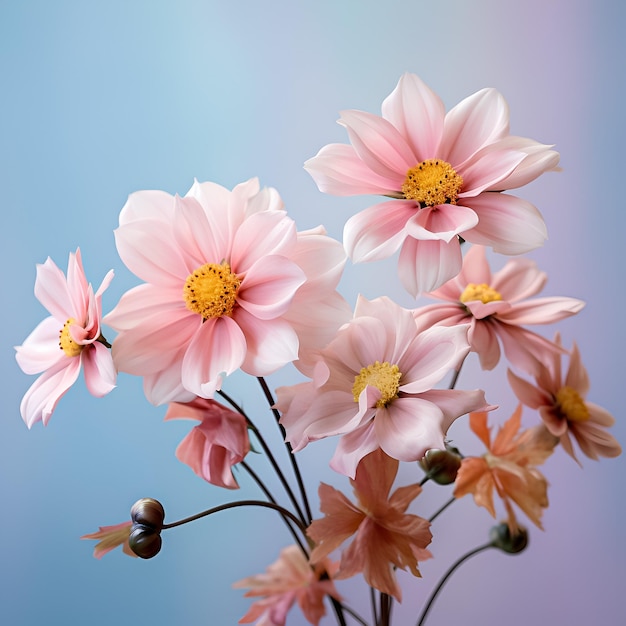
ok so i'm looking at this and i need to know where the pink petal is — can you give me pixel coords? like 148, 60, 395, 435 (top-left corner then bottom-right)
418, 389, 492, 430
491, 257, 546, 301
142, 358, 195, 405
498, 296, 585, 325
470, 321, 502, 370
34, 256, 74, 322
118, 189, 177, 226
405, 204, 479, 243
343, 200, 412, 262
507, 369, 553, 409
330, 422, 380, 478
380, 72, 445, 162
463, 192, 548, 254
15, 316, 66, 374
564, 342, 590, 396
82, 342, 116, 397
458, 149, 525, 197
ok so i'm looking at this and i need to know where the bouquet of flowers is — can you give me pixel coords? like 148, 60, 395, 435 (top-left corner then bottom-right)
15, 73, 621, 626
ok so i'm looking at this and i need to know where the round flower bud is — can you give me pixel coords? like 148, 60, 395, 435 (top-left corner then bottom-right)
489, 523, 529, 554
129, 524, 162, 559
420, 447, 462, 484
130, 498, 165, 531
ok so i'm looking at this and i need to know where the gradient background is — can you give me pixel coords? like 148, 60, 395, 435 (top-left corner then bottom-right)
2, 1, 625, 624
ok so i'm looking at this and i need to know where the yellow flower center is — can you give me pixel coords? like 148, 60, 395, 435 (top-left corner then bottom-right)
183, 262, 241, 319
555, 386, 590, 422
59, 318, 83, 357
352, 361, 402, 408
459, 283, 503, 304
402, 159, 463, 207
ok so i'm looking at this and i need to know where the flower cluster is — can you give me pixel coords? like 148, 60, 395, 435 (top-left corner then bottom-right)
16, 73, 619, 626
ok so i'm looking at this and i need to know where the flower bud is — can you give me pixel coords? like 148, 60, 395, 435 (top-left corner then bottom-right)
129, 524, 162, 559
489, 523, 529, 554
420, 447, 462, 484
130, 498, 165, 531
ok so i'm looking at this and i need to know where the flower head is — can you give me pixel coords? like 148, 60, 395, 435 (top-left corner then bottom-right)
454, 406, 557, 532
414, 245, 584, 374
81, 520, 136, 559
507, 336, 622, 462
233, 545, 340, 626
165, 397, 250, 489
305, 73, 559, 295
105, 178, 347, 404
15, 249, 116, 427
278, 296, 490, 478
307, 448, 432, 601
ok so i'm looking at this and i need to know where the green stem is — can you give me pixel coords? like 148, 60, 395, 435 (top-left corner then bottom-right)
429, 496, 456, 523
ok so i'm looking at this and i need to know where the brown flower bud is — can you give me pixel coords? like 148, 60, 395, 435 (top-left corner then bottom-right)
130, 498, 165, 531
129, 524, 162, 559
420, 447, 462, 484
489, 523, 529, 554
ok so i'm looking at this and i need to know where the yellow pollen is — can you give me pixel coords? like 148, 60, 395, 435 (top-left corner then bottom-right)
183, 262, 241, 319
59, 318, 83, 357
555, 386, 590, 422
352, 361, 402, 408
459, 283, 503, 304
402, 159, 463, 206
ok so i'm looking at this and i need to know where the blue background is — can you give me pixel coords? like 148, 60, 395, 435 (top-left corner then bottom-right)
2, 1, 625, 624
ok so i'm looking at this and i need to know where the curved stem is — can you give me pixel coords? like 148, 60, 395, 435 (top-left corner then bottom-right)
448, 353, 468, 390
428, 496, 456, 523
415, 542, 493, 626
340, 602, 370, 626
370, 586, 379, 625
257, 376, 313, 523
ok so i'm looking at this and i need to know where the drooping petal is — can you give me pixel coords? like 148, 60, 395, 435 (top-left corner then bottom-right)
82, 342, 116, 397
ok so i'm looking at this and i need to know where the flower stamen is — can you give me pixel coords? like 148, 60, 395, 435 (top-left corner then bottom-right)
183, 262, 241, 319
59, 318, 83, 357
460, 283, 503, 304
402, 159, 463, 207
353, 361, 402, 408
555, 386, 589, 422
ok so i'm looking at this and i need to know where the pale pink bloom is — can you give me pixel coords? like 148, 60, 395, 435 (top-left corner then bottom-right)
15, 249, 116, 428
81, 520, 136, 559
454, 406, 557, 533
277, 296, 490, 478
305, 73, 559, 295
308, 448, 432, 601
233, 545, 341, 626
413, 245, 584, 375
105, 178, 347, 404
508, 335, 622, 462
165, 397, 250, 489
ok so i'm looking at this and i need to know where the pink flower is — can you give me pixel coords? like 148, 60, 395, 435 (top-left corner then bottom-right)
308, 448, 432, 601
105, 178, 347, 404
165, 397, 250, 489
305, 73, 559, 295
413, 245, 584, 374
81, 521, 136, 559
277, 296, 490, 478
233, 545, 341, 626
508, 335, 622, 462
15, 249, 116, 428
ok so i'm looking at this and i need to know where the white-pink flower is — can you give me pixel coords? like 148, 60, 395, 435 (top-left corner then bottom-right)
15, 249, 116, 428
413, 245, 584, 374
105, 178, 348, 404
277, 296, 490, 478
305, 73, 559, 295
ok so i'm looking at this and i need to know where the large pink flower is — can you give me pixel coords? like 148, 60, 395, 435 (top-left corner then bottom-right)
233, 544, 341, 626
507, 335, 622, 462
277, 296, 490, 478
413, 245, 584, 375
165, 397, 250, 489
105, 178, 347, 404
305, 73, 559, 295
15, 249, 116, 428
308, 448, 432, 601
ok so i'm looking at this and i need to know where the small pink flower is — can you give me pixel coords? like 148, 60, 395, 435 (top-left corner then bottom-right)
305, 73, 559, 295
15, 249, 116, 428
105, 178, 347, 405
233, 544, 341, 626
277, 296, 490, 478
81, 520, 136, 559
308, 448, 432, 601
165, 397, 250, 489
413, 245, 584, 375
508, 335, 622, 462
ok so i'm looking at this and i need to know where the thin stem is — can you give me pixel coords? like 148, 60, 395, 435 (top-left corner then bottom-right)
415, 542, 493, 626
218, 388, 307, 524
379, 592, 393, 626
241, 461, 308, 556
341, 603, 370, 626
257, 376, 313, 523
330, 597, 348, 626
428, 496, 456, 523
161, 499, 308, 537
370, 586, 379, 625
